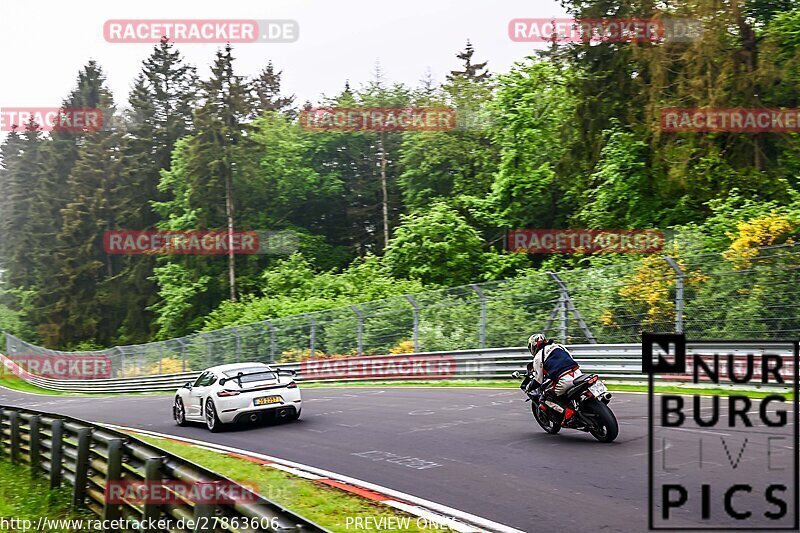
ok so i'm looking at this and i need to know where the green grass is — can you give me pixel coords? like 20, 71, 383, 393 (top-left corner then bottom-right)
0, 376, 73, 395
301, 379, 520, 389
301, 379, 794, 398
0, 458, 98, 531
1, 372, 789, 401
0, 376, 171, 397
608, 383, 794, 399
137, 435, 445, 532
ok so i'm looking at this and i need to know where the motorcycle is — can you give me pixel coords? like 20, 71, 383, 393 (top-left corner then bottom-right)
512, 369, 619, 443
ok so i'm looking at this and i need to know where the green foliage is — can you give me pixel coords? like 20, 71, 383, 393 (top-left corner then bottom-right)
149, 262, 211, 339
3, 23, 800, 350
383, 203, 485, 286
576, 124, 657, 228
202, 254, 425, 331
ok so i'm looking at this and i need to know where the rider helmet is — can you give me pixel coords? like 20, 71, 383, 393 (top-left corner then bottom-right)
528, 333, 547, 356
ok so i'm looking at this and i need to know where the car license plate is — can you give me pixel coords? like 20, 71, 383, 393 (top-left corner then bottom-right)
253, 396, 282, 406
588, 381, 608, 396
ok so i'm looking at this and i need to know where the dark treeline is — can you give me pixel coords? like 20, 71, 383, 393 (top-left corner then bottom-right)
1, 0, 799, 350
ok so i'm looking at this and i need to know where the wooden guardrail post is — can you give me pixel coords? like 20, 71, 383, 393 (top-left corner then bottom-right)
29, 415, 41, 471
192, 481, 216, 533
8, 411, 19, 464
102, 438, 124, 523
143, 457, 163, 522
50, 419, 63, 488
72, 427, 92, 509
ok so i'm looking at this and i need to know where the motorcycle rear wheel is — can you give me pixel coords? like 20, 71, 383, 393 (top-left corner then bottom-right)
582, 399, 619, 443
532, 402, 561, 434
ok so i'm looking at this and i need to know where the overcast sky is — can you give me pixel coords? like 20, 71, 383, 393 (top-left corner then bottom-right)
1, 0, 567, 118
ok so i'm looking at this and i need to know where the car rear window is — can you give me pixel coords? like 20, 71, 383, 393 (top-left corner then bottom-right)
222, 367, 276, 384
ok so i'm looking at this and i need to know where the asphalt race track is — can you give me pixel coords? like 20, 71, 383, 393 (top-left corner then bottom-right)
0, 386, 792, 532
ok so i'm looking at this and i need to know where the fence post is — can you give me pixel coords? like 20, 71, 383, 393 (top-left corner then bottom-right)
9, 411, 19, 464
50, 419, 63, 488
233, 327, 241, 363
404, 295, 420, 353
470, 284, 488, 349
547, 271, 597, 344
203, 333, 212, 367
264, 321, 277, 363
177, 339, 187, 373
351, 306, 364, 356
304, 314, 317, 358
29, 415, 40, 471
116, 347, 125, 378
72, 427, 92, 509
102, 439, 124, 522
664, 256, 684, 334
143, 457, 163, 522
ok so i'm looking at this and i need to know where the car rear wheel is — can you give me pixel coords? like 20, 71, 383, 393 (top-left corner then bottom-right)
174, 397, 187, 426
205, 398, 223, 432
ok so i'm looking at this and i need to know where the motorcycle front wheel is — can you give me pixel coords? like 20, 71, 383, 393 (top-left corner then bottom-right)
582, 399, 619, 443
532, 402, 561, 434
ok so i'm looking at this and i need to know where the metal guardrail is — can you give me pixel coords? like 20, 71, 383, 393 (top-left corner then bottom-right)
0, 405, 324, 532
2, 343, 795, 394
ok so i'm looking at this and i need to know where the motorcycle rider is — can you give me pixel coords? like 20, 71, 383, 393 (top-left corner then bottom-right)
515, 333, 583, 424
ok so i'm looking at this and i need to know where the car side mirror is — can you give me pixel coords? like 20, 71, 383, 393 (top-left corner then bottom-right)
277, 369, 297, 376
183, 381, 193, 389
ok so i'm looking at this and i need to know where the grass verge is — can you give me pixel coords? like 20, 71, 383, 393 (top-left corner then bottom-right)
0, 373, 789, 401
0, 458, 98, 531
0, 376, 72, 396
0, 376, 171, 397
137, 435, 445, 532
301, 379, 793, 399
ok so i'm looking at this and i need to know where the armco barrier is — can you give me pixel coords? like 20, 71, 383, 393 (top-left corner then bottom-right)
0, 405, 324, 532
1, 342, 796, 394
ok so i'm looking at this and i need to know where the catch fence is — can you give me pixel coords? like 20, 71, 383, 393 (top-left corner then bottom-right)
4, 243, 798, 378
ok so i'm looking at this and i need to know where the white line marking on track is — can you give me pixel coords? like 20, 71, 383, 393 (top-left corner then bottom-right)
102, 424, 525, 533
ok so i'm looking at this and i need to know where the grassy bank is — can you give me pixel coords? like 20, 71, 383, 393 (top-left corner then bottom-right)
0, 376, 72, 395
138, 435, 445, 532
0, 459, 97, 532
301, 379, 794, 398
0, 373, 789, 401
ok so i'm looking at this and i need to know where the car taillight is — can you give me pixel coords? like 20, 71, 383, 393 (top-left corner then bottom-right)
287, 382, 297, 389
217, 390, 240, 397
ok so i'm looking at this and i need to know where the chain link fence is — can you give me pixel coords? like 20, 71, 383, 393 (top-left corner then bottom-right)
5, 243, 799, 378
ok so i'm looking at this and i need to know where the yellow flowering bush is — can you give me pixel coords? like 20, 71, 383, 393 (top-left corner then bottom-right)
723, 212, 795, 269
389, 340, 416, 354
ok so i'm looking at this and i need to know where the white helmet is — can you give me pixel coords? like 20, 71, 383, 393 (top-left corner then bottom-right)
528, 333, 547, 356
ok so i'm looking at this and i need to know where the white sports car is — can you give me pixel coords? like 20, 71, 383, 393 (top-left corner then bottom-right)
173, 362, 302, 432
